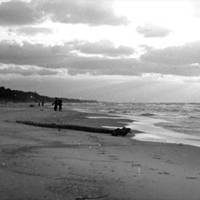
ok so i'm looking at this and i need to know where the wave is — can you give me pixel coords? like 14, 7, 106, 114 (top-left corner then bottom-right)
66, 102, 200, 147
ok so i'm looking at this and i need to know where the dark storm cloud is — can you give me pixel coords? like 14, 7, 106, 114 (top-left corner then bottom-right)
39, 0, 128, 26
16, 27, 52, 35
0, 1, 42, 26
0, 0, 128, 26
136, 24, 171, 38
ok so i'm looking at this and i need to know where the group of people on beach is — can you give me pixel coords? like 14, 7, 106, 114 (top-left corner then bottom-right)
37, 98, 63, 111
52, 98, 63, 111
38, 100, 45, 107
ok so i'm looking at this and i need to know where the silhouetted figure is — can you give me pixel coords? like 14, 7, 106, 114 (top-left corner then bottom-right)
38, 101, 41, 107
58, 99, 62, 112
52, 98, 58, 111
41, 99, 44, 107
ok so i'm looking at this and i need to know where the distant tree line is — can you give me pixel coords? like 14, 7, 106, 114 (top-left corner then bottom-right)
0, 86, 97, 103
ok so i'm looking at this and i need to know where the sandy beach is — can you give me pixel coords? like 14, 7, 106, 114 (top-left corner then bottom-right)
1, 103, 200, 200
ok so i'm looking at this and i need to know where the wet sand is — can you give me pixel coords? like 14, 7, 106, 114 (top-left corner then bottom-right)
1, 103, 200, 200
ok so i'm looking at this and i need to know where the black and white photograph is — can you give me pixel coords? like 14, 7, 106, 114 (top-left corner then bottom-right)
1, 0, 200, 199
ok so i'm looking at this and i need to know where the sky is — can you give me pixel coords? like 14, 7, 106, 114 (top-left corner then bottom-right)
1, 0, 200, 102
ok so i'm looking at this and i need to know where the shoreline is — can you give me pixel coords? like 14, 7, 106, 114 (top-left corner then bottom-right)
110, 113, 200, 148
1, 104, 200, 199
70, 104, 200, 148
3, 102, 200, 148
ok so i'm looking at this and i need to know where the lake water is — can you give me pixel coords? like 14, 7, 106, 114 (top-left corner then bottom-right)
65, 102, 200, 147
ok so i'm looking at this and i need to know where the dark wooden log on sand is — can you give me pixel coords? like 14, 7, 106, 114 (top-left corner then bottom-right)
16, 120, 133, 137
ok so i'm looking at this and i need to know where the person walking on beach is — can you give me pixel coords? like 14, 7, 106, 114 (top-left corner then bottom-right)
58, 99, 62, 112
52, 98, 58, 111
41, 99, 44, 107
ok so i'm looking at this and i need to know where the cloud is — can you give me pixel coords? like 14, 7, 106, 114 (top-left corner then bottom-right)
141, 41, 200, 65
73, 40, 134, 57
16, 27, 52, 35
136, 24, 171, 38
1, 40, 200, 77
0, 40, 137, 76
0, 63, 60, 76
0, 41, 137, 75
66, 57, 139, 75
2, 72, 200, 102
38, 0, 128, 26
190, 0, 200, 18
0, 40, 134, 66
0, 0, 42, 26
0, 0, 128, 26
0, 41, 73, 67
67, 57, 200, 77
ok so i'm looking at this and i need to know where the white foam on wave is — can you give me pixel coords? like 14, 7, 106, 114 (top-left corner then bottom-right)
120, 114, 200, 147
71, 105, 200, 147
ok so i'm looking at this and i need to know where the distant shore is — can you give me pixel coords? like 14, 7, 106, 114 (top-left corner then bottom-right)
1, 103, 200, 200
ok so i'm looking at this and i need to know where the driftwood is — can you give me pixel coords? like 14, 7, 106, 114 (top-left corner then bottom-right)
111, 127, 131, 136
16, 120, 131, 136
